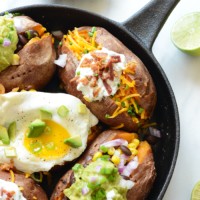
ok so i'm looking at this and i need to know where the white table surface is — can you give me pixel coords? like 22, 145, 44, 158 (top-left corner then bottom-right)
1, 0, 200, 199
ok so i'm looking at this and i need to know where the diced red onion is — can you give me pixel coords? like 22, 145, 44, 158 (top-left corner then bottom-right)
121, 157, 138, 177
90, 176, 97, 183
118, 154, 129, 174
3, 38, 11, 47
119, 178, 135, 190
100, 139, 128, 148
82, 186, 89, 195
54, 54, 67, 68
148, 127, 161, 138
95, 165, 102, 172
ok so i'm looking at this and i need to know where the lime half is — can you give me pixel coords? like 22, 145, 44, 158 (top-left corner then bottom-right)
171, 12, 200, 56
191, 181, 200, 200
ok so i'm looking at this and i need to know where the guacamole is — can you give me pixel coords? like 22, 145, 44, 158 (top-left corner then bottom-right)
64, 159, 134, 200
0, 15, 18, 72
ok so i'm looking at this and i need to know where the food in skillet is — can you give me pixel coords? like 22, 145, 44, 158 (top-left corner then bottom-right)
0, 169, 48, 200
51, 130, 156, 200
0, 92, 98, 174
58, 27, 157, 132
0, 14, 56, 92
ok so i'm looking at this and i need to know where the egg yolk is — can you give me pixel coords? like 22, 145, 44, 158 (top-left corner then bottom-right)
24, 120, 70, 160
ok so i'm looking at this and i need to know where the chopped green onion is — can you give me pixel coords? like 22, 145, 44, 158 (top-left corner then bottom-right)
30, 141, 42, 153
76, 71, 80, 76
83, 49, 89, 54
72, 163, 82, 172
31, 172, 43, 183
91, 27, 97, 33
4, 147, 17, 158
77, 103, 87, 114
100, 155, 110, 161
88, 32, 93, 37
125, 84, 129, 90
105, 114, 110, 119
91, 188, 106, 199
0, 38, 3, 45
100, 146, 108, 153
100, 167, 113, 175
121, 102, 125, 108
45, 142, 55, 150
57, 105, 69, 118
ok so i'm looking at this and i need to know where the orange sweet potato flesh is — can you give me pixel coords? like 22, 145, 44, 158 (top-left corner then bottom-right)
0, 170, 48, 200
59, 27, 157, 132
51, 130, 156, 200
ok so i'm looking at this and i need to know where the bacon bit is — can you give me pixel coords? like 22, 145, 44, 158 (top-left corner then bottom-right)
0, 162, 15, 171
103, 80, 112, 95
70, 76, 79, 83
89, 76, 98, 87
79, 77, 89, 86
0, 84, 5, 94
93, 87, 101, 97
111, 55, 121, 63
80, 58, 92, 68
107, 60, 114, 81
0, 188, 16, 199
91, 52, 107, 61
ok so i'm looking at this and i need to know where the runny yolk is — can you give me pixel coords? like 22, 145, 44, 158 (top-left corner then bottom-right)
24, 120, 70, 160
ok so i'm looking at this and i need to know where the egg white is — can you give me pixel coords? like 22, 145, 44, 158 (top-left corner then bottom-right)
0, 92, 98, 173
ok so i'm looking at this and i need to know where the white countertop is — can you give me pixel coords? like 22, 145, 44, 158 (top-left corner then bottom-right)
1, 0, 200, 199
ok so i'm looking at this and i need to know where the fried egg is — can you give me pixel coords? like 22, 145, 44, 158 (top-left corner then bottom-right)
0, 92, 98, 173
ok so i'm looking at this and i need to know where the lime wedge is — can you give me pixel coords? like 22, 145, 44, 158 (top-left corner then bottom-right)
171, 12, 200, 56
191, 181, 200, 200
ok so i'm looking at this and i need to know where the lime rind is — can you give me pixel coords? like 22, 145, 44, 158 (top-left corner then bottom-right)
191, 181, 200, 200
171, 12, 200, 56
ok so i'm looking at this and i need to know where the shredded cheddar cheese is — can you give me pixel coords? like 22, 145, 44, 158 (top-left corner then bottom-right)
111, 123, 124, 129
110, 62, 147, 124
25, 173, 31, 178
19, 186, 24, 191
0, 84, 5, 94
9, 170, 15, 182
63, 27, 101, 60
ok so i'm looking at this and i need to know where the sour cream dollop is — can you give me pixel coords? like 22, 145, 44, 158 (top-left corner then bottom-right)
75, 48, 126, 101
0, 179, 26, 200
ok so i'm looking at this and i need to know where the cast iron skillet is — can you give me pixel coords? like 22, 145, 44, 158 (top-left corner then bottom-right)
2, 1, 180, 199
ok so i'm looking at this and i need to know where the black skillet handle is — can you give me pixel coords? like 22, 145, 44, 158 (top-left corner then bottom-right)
122, 0, 180, 50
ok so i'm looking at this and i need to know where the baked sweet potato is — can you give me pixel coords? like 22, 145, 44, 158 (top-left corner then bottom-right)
0, 15, 56, 92
51, 130, 156, 200
59, 27, 156, 132
0, 170, 48, 200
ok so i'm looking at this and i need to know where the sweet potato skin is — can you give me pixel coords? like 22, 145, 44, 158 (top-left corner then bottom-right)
59, 27, 157, 132
51, 130, 156, 200
0, 170, 48, 200
0, 35, 56, 92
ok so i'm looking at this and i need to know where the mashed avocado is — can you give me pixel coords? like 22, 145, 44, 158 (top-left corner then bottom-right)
64, 159, 130, 200
0, 15, 18, 72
